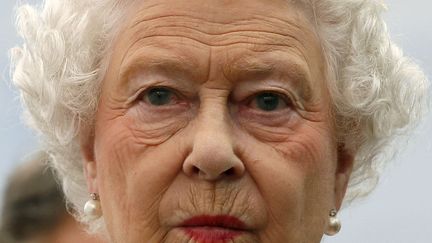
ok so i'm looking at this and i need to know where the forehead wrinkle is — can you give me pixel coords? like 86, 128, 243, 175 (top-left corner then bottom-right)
128, 15, 313, 49
122, 0, 318, 48
125, 0, 315, 27
123, 19, 317, 84
129, 13, 307, 36
112, 0, 322, 96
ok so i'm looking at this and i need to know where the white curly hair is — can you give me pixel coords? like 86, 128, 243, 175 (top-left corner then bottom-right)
11, 0, 430, 233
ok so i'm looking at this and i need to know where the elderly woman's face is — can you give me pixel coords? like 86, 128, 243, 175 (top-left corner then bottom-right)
83, 0, 353, 242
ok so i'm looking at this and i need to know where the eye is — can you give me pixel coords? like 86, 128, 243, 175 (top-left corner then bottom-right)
249, 92, 290, 111
144, 87, 176, 106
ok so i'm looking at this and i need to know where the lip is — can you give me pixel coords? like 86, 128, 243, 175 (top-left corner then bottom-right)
180, 215, 248, 242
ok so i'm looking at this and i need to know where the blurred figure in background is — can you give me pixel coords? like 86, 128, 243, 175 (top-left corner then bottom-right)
0, 152, 105, 243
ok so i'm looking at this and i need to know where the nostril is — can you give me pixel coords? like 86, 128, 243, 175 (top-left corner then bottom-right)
189, 165, 239, 180
183, 149, 245, 180
192, 166, 200, 175
224, 167, 235, 176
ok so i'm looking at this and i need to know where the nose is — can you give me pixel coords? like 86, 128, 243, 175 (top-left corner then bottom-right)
182, 107, 245, 181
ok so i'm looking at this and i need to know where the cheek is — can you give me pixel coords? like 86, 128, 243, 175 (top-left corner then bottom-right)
237, 120, 336, 233
125, 102, 192, 145
93, 110, 189, 240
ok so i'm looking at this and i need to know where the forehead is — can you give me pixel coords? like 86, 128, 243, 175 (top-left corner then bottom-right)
108, 0, 325, 99
124, 0, 311, 21
120, 0, 317, 44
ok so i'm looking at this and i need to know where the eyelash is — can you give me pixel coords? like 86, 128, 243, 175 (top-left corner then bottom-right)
246, 91, 293, 109
138, 85, 294, 112
139, 86, 182, 105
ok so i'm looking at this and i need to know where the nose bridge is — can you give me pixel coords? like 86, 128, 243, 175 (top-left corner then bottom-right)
182, 96, 245, 181
195, 88, 235, 150
196, 102, 232, 151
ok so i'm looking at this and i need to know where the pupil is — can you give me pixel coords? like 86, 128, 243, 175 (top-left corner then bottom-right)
147, 88, 171, 106
257, 93, 279, 111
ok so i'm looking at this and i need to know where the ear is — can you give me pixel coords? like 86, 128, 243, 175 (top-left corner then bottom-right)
80, 124, 98, 194
334, 144, 354, 210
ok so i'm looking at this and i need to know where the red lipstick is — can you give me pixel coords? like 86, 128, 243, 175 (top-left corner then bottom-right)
181, 215, 247, 243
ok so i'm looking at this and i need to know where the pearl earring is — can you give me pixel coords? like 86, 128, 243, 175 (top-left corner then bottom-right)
84, 193, 102, 219
324, 209, 341, 236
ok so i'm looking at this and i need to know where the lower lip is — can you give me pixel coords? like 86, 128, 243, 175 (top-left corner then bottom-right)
184, 227, 243, 243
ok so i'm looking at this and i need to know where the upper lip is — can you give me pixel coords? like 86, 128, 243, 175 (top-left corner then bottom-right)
180, 215, 249, 231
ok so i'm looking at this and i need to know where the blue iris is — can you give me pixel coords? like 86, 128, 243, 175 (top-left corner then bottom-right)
147, 88, 173, 106
256, 93, 280, 111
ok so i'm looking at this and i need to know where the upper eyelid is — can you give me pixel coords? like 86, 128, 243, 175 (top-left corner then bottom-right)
225, 54, 313, 102
126, 80, 196, 105
247, 91, 294, 110
237, 87, 304, 110
248, 91, 290, 102
142, 86, 182, 101
130, 81, 305, 110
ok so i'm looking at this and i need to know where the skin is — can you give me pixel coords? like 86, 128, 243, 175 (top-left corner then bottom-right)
82, 0, 354, 242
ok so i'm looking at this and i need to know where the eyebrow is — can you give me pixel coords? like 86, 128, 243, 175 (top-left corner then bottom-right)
119, 51, 314, 101
119, 53, 200, 85
225, 55, 313, 101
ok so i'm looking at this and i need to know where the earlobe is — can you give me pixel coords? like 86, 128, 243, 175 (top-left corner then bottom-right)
84, 160, 98, 193
80, 125, 98, 193
334, 145, 355, 210
80, 123, 96, 162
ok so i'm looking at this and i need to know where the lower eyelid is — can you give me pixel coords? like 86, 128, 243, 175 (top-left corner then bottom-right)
236, 106, 296, 127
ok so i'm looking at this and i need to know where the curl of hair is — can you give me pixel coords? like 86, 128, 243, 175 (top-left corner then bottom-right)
11, 0, 430, 233
305, 0, 430, 203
